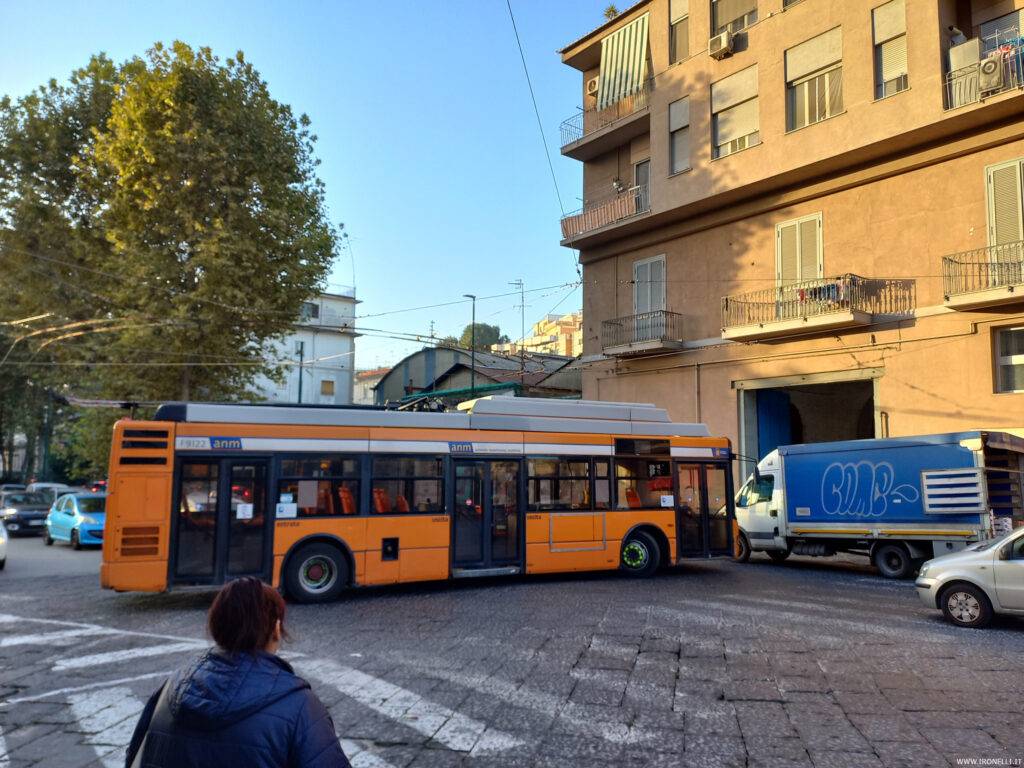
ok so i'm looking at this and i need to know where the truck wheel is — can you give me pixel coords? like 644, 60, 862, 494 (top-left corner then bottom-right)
766, 549, 790, 563
284, 543, 348, 603
873, 543, 911, 579
733, 533, 751, 563
620, 530, 661, 578
940, 583, 992, 629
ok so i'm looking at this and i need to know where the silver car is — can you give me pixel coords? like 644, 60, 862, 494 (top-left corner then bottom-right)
915, 526, 1024, 628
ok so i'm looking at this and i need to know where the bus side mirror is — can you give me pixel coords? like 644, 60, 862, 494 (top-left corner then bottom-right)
753, 467, 762, 484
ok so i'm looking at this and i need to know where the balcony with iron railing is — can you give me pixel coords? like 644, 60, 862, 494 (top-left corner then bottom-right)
601, 310, 686, 356
721, 274, 916, 341
560, 183, 650, 241
560, 81, 652, 162
943, 241, 1024, 309
945, 30, 1024, 110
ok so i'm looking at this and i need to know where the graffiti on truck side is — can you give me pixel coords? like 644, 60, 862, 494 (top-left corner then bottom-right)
819, 460, 920, 517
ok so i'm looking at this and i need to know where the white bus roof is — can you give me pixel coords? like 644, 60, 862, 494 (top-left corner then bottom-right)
153, 396, 712, 438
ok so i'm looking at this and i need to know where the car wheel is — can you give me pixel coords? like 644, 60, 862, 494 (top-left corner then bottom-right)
0, 558, 5, 570
283, 543, 348, 604
44, 530, 53, 546
733, 532, 751, 563
873, 543, 911, 579
940, 583, 993, 629
620, 530, 661, 578
766, 549, 790, 563
71, 529, 82, 551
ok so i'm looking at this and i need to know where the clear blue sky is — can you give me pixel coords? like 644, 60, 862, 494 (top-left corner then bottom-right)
0, 0, 606, 369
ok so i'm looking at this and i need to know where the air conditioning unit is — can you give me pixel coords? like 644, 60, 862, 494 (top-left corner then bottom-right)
709, 31, 734, 60
979, 54, 1004, 92
586, 76, 600, 97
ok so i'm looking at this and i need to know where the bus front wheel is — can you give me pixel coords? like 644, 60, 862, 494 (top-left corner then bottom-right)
284, 543, 349, 603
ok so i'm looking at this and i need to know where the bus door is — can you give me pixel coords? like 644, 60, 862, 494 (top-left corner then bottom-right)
674, 461, 733, 558
451, 459, 522, 574
172, 457, 270, 584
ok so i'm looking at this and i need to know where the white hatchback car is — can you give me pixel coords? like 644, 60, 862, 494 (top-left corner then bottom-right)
915, 526, 1024, 628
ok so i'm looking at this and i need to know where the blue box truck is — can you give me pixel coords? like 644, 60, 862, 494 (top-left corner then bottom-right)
734, 431, 1024, 578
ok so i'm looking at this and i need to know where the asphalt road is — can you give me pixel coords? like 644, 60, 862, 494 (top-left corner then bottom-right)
0, 535, 1022, 768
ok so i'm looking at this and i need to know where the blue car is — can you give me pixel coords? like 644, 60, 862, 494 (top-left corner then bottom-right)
45, 492, 107, 550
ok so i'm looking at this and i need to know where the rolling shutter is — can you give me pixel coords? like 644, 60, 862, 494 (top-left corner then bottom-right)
785, 27, 842, 82
598, 14, 650, 111
670, 0, 688, 22
878, 35, 907, 82
987, 161, 1024, 246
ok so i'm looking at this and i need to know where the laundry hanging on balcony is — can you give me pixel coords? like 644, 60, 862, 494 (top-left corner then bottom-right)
598, 13, 650, 111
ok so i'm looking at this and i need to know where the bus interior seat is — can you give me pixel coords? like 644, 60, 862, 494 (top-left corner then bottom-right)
625, 487, 642, 509
338, 486, 356, 515
394, 494, 410, 513
373, 488, 392, 514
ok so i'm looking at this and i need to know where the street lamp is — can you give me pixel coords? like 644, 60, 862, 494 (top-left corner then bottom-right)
463, 294, 476, 395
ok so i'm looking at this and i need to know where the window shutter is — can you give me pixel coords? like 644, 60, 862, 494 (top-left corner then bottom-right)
634, 260, 651, 313
988, 161, 1024, 246
671, 126, 690, 174
799, 217, 820, 280
716, 98, 759, 144
670, 0, 688, 22
598, 14, 650, 111
714, 0, 756, 29
872, 0, 906, 44
785, 27, 842, 83
778, 223, 799, 286
650, 258, 666, 311
878, 35, 907, 81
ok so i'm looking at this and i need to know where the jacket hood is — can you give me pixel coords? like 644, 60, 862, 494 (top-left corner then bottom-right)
168, 650, 308, 730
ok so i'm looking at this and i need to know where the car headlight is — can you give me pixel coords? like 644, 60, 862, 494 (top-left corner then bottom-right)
2, 508, 16, 517
918, 562, 931, 577
80, 515, 98, 525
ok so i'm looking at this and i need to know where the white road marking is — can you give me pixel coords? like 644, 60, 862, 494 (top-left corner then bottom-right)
3, 672, 172, 705
341, 739, 399, 768
303, 658, 522, 754
67, 686, 146, 768
0, 612, 205, 644
53, 641, 204, 671
0, 722, 9, 767
0, 627, 118, 648
398, 659, 647, 746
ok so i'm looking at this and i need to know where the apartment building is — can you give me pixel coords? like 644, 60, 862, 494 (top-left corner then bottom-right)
490, 311, 584, 356
253, 290, 358, 406
559, 0, 1024, 478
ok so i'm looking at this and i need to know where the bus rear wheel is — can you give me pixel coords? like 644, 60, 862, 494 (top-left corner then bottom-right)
284, 543, 348, 603
620, 530, 660, 578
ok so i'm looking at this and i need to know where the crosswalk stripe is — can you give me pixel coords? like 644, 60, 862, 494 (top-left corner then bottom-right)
0, 722, 9, 767
0, 612, 204, 644
4, 671, 171, 706
0, 627, 118, 648
303, 659, 522, 754
53, 641, 204, 671
67, 686, 146, 768
341, 739, 399, 768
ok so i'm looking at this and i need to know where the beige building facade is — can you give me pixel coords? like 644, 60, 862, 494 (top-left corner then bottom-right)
491, 312, 584, 357
560, 0, 1024, 477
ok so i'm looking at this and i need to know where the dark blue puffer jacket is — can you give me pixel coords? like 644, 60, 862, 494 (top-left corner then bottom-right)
125, 650, 350, 768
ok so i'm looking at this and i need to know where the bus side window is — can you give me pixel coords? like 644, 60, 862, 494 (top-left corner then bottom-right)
371, 456, 444, 514
278, 455, 360, 517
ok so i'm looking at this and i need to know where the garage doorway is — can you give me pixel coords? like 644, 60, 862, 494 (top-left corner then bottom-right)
737, 372, 879, 479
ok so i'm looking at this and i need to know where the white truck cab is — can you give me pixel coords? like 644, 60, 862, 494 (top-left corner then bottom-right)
734, 451, 790, 561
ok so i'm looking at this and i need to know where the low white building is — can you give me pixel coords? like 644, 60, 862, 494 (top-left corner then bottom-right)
253, 290, 358, 405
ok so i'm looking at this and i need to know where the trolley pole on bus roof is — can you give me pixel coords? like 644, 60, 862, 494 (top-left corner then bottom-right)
296, 340, 305, 404
463, 294, 476, 395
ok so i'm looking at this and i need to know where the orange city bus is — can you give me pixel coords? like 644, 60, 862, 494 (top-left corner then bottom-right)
101, 397, 735, 602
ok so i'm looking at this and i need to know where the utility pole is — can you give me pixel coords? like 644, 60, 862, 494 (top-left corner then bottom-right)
510, 279, 525, 384
296, 340, 305, 404
463, 294, 476, 395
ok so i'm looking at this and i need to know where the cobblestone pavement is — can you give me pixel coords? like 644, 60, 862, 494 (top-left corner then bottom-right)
1, 537, 1022, 768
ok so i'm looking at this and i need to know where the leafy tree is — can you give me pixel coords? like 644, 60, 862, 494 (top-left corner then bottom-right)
458, 323, 506, 351
0, 42, 338, 473
604, 5, 621, 20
